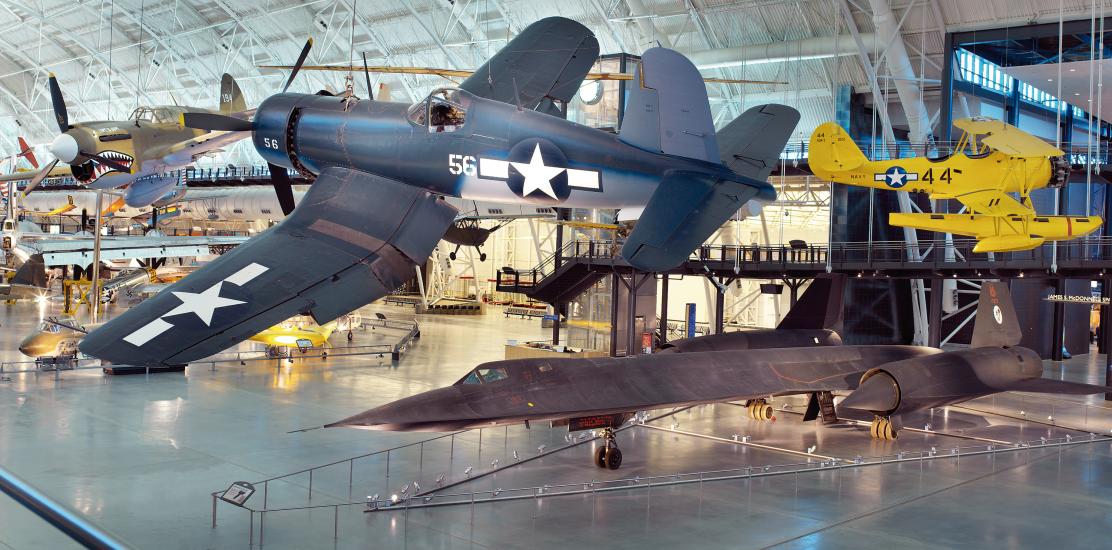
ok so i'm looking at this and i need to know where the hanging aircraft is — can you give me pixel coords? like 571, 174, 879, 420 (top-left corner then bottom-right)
0, 74, 252, 208
808, 118, 1101, 252
325, 281, 1111, 469
78, 17, 799, 368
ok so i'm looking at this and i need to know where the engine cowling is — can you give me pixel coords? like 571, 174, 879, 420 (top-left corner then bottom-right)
840, 346, 1042, 416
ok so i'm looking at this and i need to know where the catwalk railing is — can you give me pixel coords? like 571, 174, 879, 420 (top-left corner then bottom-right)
498, 237, 1112, 293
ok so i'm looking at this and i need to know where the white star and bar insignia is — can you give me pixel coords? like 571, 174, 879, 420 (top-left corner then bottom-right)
123, 262, 268, 346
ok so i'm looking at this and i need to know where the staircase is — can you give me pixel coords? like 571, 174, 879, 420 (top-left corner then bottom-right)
497, 240, 620, 304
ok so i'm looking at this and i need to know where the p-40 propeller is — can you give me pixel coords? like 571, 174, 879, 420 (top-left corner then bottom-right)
181, 38, 316, 216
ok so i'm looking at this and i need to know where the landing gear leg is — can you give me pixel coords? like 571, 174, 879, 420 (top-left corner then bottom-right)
477, 246, 487, 262
869, 416, 897, 440
449, 245, 460, 261
746, 399, 774, 421
593, 428, 623, 470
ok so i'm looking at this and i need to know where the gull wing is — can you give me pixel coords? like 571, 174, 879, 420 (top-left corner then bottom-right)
79, 167, 457, 366
459, 17, 598, 111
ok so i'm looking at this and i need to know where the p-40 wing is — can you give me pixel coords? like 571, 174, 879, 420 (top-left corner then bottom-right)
459, 17, 598, 114
80, 167, 457, 366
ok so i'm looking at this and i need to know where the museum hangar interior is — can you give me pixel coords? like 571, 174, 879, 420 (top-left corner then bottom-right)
1, 0, 1112, 548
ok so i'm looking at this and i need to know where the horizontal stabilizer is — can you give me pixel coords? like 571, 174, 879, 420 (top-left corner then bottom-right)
777, 274, 845, 331
1006, 377, 1112, 395
718, 104, 801, 180
79, 167, 457, 366
970, 282, 1021, 348
621, 170, 774, 272
619, 48, 718, 162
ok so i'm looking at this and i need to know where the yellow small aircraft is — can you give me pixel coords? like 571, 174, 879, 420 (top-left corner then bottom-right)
809, 118, 1102, 252
249, 316, 338, 357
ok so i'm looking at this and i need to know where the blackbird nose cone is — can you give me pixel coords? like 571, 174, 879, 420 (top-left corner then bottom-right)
841, 371, 900, 413
50, 133, 79, 163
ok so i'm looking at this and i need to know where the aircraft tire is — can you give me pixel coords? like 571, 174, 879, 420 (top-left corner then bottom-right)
595, 447, 607, 468
605, 447, 622, 470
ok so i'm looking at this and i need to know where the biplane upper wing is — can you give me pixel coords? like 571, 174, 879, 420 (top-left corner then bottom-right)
459, 17, 599, 111
954, 118, 1063, 157
947, 188, 1032, 217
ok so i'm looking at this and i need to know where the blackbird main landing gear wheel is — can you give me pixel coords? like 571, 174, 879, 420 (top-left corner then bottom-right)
593, 428, 623, 470
747, 399, 774, 421
870, 416, 897, 440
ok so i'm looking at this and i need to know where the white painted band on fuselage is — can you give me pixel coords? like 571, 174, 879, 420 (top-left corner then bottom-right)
478, 158, 509, 179
566, 168, 600, 189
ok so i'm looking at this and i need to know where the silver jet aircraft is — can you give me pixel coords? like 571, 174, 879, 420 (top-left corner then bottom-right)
78, 17, 799, 367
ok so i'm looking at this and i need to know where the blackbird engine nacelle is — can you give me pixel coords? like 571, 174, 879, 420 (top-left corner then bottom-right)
842, 347, 1042, 416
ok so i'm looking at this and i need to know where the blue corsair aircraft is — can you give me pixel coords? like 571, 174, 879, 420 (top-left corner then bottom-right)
79, 17, 799, 367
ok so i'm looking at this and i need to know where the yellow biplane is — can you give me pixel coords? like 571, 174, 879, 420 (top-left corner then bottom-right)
808, 118, 1101, 252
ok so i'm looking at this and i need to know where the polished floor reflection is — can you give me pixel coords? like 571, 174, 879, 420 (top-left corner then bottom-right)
1, 299, 1110, 549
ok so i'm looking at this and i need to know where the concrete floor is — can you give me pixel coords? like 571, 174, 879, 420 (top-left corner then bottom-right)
1, 299, 1111, 549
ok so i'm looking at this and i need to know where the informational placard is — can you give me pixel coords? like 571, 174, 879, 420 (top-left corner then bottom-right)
642, 332, 652, 354
685, 303, 696, 338
1044, 294, 1108, 305
569, 413, 628, 431
219, 481, 256, 507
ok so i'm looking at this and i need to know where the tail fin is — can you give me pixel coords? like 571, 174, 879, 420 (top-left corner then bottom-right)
219, 74, 246, 114
808, 122, 868, 180
970, 281, 1022, 348
777, 274, 845, 332
17, 137, 38, 169
718, 104, 801, 181
619, 47, 718, 162
12, 254, 47, 288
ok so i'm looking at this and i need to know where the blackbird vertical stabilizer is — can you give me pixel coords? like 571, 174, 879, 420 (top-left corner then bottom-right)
777, 274, 845, 332
970, 282, 1022, 348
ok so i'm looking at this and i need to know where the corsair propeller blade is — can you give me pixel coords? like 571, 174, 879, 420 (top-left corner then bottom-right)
22, 158, 58, 196
180, 112, 254, 132
48, 73, 69, 132
268, 163, 296, 215
282, 38, 314, 93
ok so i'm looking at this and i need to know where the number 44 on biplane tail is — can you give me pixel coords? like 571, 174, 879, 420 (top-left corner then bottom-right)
808, 118, 1102, 253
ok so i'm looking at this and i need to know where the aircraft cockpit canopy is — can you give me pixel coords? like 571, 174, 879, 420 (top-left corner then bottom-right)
407, 88, 470, 133
130, 106, 187, 125
456, 365, 510, 385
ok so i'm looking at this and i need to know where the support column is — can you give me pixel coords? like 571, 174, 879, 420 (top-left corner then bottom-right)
714, 278, 725, 335
551, 302, 563, 345
659, 276, 669, 345
609, 273, 619, 357
1105, 278, 1112, 401
928, 277, 943, 348
1100, 278, 1109, 355
1051, 279, 1066, 361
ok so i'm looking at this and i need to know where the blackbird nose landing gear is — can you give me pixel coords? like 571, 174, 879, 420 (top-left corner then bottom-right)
870, 416, 898, 440
593, 428, 623, 470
